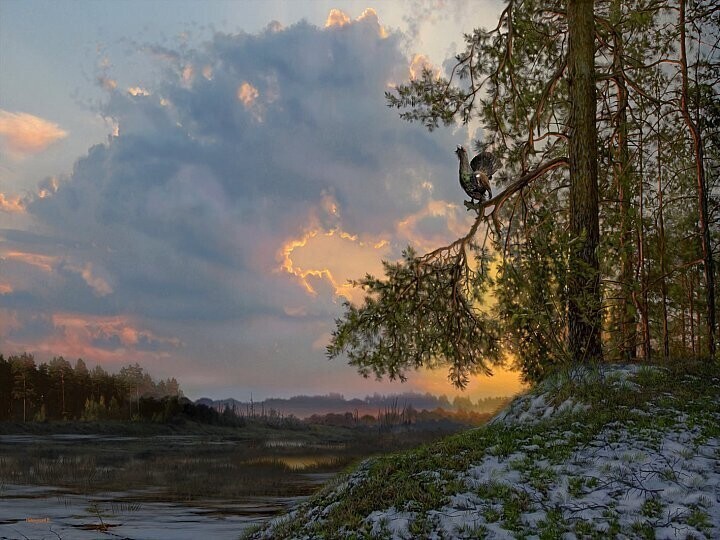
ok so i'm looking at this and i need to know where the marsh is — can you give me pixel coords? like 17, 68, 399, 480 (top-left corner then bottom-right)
0, 421, 470, 539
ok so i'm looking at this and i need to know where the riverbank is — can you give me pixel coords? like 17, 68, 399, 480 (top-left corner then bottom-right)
247, 362, 720, 539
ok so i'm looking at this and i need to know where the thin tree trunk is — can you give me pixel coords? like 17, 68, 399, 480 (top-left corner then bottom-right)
681, 292, 687, 352
611, 0, 636, 361
679, 0, 715, 357
689, 273, 696, 356
637, 120, 651, 360
656, 100, 670, 360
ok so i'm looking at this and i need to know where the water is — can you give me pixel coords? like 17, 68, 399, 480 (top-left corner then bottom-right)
0, 433, 342, 539
0, 483, 317, 539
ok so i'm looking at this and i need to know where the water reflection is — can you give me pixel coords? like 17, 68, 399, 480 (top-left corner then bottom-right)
246, 455, 342, 470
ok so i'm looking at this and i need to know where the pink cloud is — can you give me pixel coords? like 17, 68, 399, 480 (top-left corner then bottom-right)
2, 251, 58, 273
0, 110, 67, 158
65, 262, 114, 297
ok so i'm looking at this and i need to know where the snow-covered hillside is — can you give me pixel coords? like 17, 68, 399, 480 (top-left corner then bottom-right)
245, 363, 720, 539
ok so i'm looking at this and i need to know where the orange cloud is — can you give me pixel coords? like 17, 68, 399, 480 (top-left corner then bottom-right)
0, 310, 182, 364
237, 81, 259, 107
52, 313, 180, 346
237, 81, 265, 121
278, 227, 391, 303
0, 283, 12, 294
127, 86, 151, 96
0, 193, 26, 214
396, 199, 474, 253
0, 309, 181, 365
0, 110, 68, 158
325, 8, 351, 28
324, 8, 387, 37
37, 313, 183, 363
356, 8, 388, 38
3, 251, 57, 273
409, 54, 440, 80
279, 193, 480, 303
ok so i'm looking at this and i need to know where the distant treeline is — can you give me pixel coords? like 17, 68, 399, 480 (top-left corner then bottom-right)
0, 353, 182, 422
197, 392, 511, 419
0, 351, 511, 428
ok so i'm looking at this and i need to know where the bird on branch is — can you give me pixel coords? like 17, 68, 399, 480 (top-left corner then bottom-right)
455, 145, 496, 212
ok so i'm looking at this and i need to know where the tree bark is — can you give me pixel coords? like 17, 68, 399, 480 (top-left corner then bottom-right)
567, 0, 603, 364
611, 0, 636, 361
656, 96, 670, 360
637, 119, 651, 360
679, 0, 716, 357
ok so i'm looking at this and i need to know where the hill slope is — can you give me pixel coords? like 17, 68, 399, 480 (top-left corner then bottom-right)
245, 363, 720, 539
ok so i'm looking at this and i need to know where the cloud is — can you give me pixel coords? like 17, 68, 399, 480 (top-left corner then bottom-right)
2, 250, 57, 273
0, 193, 26, 214
0, 110, 68, 158
97, 75, 118, 91
8, 11, 481, 396
396, 198, 474, 253
127, 86, 151, 96
278, 225, 391, 303
402, 0, 472, 42
0, 309, 181, 365
66, 262, 114, 297
237, 81, 259, 107
409, 54, 439, 80
325, 9, 351, 28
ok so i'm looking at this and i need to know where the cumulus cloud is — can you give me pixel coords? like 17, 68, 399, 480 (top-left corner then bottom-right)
0, 193, 26, 214
7, 12, 475, 395
409, 53, 439, 80
279, 225, 391, 303
0, 110, 68, 158
325, 8, 351, 28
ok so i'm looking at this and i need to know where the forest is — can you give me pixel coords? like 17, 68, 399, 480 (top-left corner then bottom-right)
330, 0, 720, 385
0, 353, 182, 422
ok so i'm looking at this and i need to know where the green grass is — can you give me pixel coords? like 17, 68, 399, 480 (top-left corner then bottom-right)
246, 360, 720, 539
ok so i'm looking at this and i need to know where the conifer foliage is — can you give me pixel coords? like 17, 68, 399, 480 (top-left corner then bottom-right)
330, 0, 720, 385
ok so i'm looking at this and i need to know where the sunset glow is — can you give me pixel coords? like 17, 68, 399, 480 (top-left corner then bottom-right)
0, 2, 513, 401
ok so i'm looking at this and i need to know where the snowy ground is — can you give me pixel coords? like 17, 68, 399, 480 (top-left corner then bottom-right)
249, 364, 720, 539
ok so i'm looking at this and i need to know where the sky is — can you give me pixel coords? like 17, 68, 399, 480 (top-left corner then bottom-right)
0, 0, 526, 401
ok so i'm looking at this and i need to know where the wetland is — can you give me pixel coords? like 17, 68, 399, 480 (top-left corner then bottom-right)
0, 420, 471, 539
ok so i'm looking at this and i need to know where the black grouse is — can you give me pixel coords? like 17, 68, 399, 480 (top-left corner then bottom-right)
455, 145, 495, 207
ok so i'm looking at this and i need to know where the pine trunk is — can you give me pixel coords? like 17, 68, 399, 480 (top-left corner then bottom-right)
679, 0, 716, 357
637, 122, 652, 360
567, 0, 603, 364
611, 0, 636, 361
